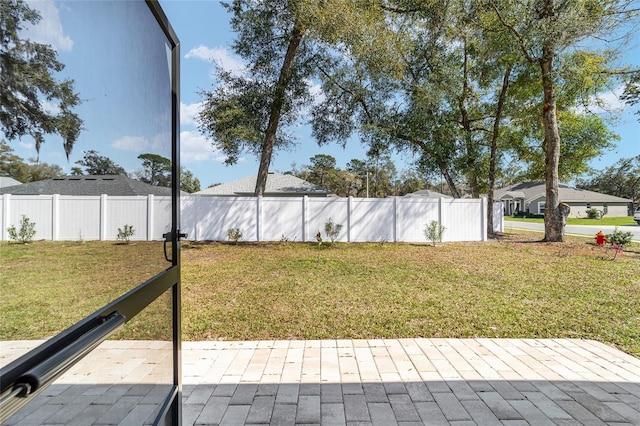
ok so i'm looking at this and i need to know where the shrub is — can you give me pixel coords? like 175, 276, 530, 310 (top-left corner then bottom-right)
324, 218, 343, 243
585, 208, 603, 219
7, 215, 36, 244
423, 220, 445, 246
116, 224, 135, 244
607, 227, 633, 248
227, 227, 243, 244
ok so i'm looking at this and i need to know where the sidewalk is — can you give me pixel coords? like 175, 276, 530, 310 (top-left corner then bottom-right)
3, 338, 640, 425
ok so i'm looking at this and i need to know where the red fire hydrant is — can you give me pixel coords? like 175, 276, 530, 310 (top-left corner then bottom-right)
595, 231, 607, 247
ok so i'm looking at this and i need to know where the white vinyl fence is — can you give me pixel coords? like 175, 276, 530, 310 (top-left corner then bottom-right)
1, 194, 504, 243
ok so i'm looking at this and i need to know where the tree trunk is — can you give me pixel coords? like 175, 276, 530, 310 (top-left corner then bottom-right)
487, 64, 512, 237
458, 38, 480, 198
539, 42, 566, 242
254, 24, 305, 196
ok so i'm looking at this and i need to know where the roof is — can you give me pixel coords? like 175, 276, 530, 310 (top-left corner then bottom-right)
403, 189, 453, 199
0, 175, 173, 196
0, 176, 22, 188
195, 172, 332, 197
494, 182, 631, 203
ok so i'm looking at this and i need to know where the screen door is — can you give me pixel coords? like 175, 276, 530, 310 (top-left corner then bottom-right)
0, 1, 182, 424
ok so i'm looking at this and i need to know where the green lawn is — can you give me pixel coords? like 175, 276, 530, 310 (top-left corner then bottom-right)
506, 216, 637, 226
1, 233, 639, 356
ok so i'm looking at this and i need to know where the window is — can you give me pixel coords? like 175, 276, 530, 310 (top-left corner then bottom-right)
538, 202, 546, 214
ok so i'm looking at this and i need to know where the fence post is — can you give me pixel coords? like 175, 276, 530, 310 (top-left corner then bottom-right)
147, 194, 154, 241
52, 194, 59, 241
256, 196, 262, 242
393, 196, 398, 242
100, 194, 107, 241
481, 196, 487, 241
2, 194, 9, 241
302, 195, 308, 242
194, 195, 200, 241
347, 196, 353, 242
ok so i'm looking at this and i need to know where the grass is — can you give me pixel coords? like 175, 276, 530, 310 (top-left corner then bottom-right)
1, 234, 639, 356
506, 216, 637, 226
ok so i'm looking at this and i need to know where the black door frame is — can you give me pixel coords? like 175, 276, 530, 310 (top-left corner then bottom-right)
0, 2, 182, 423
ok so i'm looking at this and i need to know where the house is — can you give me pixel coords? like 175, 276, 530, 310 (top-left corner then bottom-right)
495, 182, 632, 218
0, 177, 22, 189
195, 172, 332, 197
0, 175, 173, 196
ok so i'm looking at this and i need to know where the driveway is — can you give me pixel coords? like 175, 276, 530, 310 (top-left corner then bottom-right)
504, 220, 640, 242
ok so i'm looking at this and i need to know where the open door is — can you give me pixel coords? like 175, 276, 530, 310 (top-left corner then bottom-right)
0, 1, 182, 424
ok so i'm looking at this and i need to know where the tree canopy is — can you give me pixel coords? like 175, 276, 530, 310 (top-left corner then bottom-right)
0, 141, 64, 182
73, 150, 125, 175
0, 0, 83, 159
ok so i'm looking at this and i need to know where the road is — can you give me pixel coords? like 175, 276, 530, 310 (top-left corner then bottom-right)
504, 220, 640, 242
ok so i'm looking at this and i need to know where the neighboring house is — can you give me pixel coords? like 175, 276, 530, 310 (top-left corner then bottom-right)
0, 177, 22, 189
195, 172, 332, 197
403, 189, 453, 199
0, 175, 173, 196
495, 182, 632, 218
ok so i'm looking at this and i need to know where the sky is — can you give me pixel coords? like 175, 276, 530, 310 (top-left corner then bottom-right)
7, 0, 640, 189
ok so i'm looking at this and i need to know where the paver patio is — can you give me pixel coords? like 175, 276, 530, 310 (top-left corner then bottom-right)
2, 338, 639, 425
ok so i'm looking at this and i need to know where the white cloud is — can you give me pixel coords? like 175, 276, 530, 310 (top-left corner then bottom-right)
19, 140, 33, 150
185, 45, 245, 76
112, 136, 148, 152
181, 102, 202, 127
24, 0, 73, 51
595, 86, 626, 112
180, 130, 226, 163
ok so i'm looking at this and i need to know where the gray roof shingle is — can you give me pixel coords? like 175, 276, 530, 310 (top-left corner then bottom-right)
495, 182, 631, 203
0, 175, 173, 196
0, 177, 22, 188
195, 172, 332, 196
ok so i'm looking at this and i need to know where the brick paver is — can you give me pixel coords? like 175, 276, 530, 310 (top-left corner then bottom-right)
1, 339, 639, 425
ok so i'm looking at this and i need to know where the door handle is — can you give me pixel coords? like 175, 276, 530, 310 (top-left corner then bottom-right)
162, 230, 187, 262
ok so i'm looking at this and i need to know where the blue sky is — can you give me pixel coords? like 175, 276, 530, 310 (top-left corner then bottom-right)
8, 1, 640, 189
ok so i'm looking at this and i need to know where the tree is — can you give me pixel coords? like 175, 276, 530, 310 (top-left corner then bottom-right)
180, 168, 201, 193
576, 155, 640, 208
197, 0, 319, 196
486, 0, 637, 241
136, 153, 171, 187
0, 0, 83, 159
74, 150, 125, 175
0, 141, 64, 182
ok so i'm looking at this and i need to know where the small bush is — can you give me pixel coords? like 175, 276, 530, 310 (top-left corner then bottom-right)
585, 208, 604, 219
423, 220, 445, 246
607, 227, 633, 248
324, 218, 343, 243
227, 227, 243, 244
7, 215, 36, 244
116, 224, 135, 244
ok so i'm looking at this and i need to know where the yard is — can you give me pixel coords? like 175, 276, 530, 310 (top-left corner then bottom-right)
1, 232, 639, 356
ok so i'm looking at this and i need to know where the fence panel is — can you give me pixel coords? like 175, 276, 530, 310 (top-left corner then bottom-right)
152, 196, 172, 241
194, 197, 258, 241
441, 199, 484, 242
5, 195, 54, 240
261, 197, 304, 242
58, 196, 101, 240
306, 197, 349, 242
350, 198, 395, 242
396, 198, 440, 242
105, 196, 149, 241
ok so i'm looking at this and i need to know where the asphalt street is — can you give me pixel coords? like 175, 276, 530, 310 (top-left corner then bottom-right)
503, 220, 640, 242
